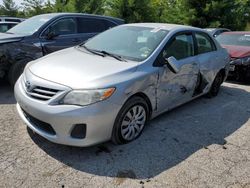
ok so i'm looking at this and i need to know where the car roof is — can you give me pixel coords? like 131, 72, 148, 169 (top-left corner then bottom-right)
124, 23, 202, 32
37, 13, 124, 22
205, 28, 229, 30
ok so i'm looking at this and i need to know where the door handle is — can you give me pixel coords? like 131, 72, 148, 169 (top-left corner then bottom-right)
180, 86, 187, 93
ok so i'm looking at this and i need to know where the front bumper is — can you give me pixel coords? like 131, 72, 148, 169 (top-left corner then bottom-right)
14, 75, 121, 147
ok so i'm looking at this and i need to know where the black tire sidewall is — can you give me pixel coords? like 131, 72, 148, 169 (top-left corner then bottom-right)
8, 59, 31, 86
112, 96, 149, 145
207, 72, 223, 97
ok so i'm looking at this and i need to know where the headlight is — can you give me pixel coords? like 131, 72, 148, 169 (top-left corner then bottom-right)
231, 56, 250, 66
62, 88, 115, 106
242, 56, 250, 65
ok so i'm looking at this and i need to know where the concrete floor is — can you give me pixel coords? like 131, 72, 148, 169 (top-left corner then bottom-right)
0, 81, 250, 188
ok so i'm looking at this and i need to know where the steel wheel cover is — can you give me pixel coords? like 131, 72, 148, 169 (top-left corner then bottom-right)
121, 105, 146, 141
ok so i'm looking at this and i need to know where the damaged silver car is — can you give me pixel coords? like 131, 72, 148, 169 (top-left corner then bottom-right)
14, 23, 230, 146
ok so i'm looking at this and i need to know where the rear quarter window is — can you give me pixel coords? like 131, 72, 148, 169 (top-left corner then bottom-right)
195, 33, 216, 54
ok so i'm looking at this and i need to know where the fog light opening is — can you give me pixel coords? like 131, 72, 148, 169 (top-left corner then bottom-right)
70, 124, 86, 139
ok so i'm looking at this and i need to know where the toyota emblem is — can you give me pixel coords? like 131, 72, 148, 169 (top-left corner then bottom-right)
25, 81, 32, 92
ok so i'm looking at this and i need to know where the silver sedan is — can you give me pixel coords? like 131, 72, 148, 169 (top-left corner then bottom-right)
14, 23, 230, 146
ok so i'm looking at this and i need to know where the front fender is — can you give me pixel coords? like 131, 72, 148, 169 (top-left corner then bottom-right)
110, 67, 159, 115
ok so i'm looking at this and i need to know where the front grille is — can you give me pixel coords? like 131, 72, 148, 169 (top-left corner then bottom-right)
22, 109, 56, 136
27, 86, 60, 101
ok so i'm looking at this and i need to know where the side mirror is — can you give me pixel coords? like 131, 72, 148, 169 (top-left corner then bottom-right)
165, 56, 181, 74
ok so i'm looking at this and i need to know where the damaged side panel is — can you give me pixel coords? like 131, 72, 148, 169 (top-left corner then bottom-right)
155, 56, 199, 116
196, 48, 230, 94
0, 41, 43, 78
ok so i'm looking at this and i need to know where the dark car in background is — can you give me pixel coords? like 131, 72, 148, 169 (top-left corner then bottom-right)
0, 22, 18, 33
205, 28, 231, 37
217, 32, 250, 82
0, 13, 124, 85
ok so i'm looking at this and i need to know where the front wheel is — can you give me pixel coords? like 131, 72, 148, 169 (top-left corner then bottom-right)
206, 72, 223, 98
112, 97, 149, 145
8, 58, 33, 86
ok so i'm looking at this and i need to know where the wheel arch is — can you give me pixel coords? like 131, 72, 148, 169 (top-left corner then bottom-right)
217, 68, 227, 83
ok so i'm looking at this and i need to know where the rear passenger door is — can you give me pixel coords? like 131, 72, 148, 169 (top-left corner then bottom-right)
76, 17, 116, 42
194, 32, 219, 92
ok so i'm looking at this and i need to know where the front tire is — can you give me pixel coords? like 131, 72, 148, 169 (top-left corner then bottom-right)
112, 96, 149, 145
8, 58, 31, 86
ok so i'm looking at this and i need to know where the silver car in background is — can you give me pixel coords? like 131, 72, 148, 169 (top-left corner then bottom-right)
15, 23, 230, 146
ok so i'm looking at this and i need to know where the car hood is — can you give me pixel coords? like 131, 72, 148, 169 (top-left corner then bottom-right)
0, 32, 25, 44
28, 47, 139, 89
222, 45, 250, 58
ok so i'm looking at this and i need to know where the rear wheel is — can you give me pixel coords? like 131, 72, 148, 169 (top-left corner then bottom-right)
206, 72, 223, 98
112, 96, 149, 145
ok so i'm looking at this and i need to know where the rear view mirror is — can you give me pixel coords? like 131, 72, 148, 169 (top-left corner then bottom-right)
165, 56, 181, 74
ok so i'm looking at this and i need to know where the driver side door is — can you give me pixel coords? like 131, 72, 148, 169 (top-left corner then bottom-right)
40, 17, 82, 55
157, 32, 199, 113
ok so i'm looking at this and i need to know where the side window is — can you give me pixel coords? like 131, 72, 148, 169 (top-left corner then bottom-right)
46, 18, 77, 36
77, 18, 106, 33
195, 33, 216, 54
163, 34, 194, 60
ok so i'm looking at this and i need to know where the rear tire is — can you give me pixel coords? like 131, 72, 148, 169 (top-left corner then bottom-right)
112, 96, 149, 145
206, 72, 223, 98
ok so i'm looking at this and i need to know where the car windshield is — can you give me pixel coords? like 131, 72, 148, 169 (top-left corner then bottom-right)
84, 25, 169, 61
217, 34, 250, 47
8, 14, 55, 35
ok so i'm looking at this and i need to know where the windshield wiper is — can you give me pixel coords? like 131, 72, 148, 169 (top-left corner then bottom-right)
99, 50, 127, 62
81, 45, 105, 57
80, 45, 127, 62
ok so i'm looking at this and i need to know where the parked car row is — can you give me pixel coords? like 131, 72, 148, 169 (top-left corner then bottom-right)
0, 13, 248, 147
204, 28, 231, 38
0, 16, 25, 23
0, 22, 18, 33
204, 28, 250, 82
0, 16, 25, 33
217, 32, 250, 81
